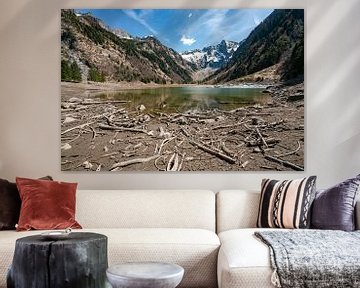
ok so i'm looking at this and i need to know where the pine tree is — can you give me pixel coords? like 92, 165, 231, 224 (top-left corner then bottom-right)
88, 68, 105, 82
61, 60, 82, 82
70, 62, 82, 82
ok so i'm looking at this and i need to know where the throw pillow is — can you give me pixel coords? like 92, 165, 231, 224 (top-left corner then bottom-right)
257, 176, 317, 229
16, 177, 82, 231
0, 176, 52, 230
311, 174, 360, 231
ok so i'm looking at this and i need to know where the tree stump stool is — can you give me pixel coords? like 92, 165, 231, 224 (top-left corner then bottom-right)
7, 232, 108, 288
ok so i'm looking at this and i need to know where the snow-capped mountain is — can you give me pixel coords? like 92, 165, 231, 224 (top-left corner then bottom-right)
181, 40, 239, 70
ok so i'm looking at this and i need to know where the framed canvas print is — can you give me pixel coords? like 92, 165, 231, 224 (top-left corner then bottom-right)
61, 9, 304, 171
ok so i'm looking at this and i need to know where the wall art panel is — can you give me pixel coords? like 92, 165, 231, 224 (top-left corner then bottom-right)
61, 9, 304, 171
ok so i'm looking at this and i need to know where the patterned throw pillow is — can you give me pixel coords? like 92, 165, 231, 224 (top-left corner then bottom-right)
257, 176, 317, 229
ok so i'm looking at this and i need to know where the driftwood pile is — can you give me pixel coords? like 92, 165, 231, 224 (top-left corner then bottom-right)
61, 96, 304, 171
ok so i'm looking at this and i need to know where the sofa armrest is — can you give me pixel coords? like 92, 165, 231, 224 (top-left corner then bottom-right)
356, 201, 360, 230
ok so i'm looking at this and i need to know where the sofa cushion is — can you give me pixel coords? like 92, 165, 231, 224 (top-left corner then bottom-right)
76, 190, 216, 231
0, 176, 53, 230
257, 177, 317, 229
0, 228, 220, 288
217, 228, 278, 288
311, 174, 360, 231
16, 177, 81, 231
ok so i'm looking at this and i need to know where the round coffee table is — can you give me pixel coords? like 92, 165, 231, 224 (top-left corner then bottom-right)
106, 262, 184, 288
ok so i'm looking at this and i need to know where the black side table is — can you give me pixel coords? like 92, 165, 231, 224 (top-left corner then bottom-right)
7, 232, 108, 288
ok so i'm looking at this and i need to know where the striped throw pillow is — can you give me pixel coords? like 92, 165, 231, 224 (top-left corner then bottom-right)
257, 176, 317, 229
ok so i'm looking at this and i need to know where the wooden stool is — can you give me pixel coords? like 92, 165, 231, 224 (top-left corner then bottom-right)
7, 232, 108, 288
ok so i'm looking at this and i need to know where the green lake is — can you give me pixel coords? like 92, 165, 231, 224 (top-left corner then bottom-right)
97, 86, 269, 113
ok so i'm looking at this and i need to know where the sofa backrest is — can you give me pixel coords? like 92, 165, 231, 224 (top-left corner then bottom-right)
217, 190, 360, 232
76, 190, 216, 231
216, 190, 260, 233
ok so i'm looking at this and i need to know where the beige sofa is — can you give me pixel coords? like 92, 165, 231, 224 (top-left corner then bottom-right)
1, 189, 359, 288
0, 190, 219, 288
216, 190, 360, 288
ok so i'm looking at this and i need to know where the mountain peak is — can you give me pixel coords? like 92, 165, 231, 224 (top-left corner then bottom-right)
181, 40, 240, 70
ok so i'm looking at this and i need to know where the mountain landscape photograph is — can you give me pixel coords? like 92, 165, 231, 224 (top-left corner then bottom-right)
61, 9, 304, 171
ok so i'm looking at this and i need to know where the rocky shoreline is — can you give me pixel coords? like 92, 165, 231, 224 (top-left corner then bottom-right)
61, 82, 304, 171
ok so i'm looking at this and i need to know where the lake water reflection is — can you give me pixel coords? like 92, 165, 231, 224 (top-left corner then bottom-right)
97, 86, 270, 113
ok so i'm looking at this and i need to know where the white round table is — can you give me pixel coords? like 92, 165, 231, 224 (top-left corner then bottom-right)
106, 262, 184, 288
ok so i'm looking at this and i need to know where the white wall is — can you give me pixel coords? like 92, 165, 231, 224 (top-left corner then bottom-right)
0, 0, 359, 190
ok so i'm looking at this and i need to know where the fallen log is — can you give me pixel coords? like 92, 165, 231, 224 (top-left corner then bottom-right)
178, 153, 185, 172
89, 126, 97, 140
110, 154, 160, 170
166, 153, 179, 171
189, 140, 236, 164
156, 137, 176, 154
275, 141, 301, 157
78, 100, 130, 105
61, 121, 96, 135
246, 138, 280, 147
241, 160, 249, 168
181, 127, 190, 137
221, 141, 235, 156
98, 124, 152, 135
154, 155, 166, 171
212, 117, 247, 130
264, 155, 304, 171
255, 128, 268, 148
100, 152, 119, 158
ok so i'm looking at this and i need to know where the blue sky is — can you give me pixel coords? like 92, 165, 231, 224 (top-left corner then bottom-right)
77, 9, 273, 52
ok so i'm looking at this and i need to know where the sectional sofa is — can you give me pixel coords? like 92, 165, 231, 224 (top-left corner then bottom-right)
0, 189, 359, 288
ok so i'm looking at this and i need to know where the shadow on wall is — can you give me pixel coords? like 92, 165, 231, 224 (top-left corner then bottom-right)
308, 0, 360, 137
308, 0, 360, 106
306, 0, 360, 184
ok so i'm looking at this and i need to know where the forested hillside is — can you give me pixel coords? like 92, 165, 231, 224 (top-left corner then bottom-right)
61, 10, 194, 84
206, 9, 304, 83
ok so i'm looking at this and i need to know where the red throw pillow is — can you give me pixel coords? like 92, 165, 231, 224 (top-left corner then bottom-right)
16, 177, 82, 231
0, 176, 53, 230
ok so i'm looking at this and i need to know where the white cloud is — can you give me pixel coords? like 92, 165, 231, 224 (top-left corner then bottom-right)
188, 13, 192, 18
253, 15, 261, 26
180, 35, 196, 45
181, 9, 272, 46
183, 9, 229, 43
123, 10, 158, 35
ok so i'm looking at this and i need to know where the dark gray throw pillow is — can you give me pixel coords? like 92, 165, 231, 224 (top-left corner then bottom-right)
0, 179, 20, 230
311, 174, 360, 231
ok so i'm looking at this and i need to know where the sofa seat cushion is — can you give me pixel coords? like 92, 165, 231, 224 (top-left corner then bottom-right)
218, 228, 282, 288
0, 228, 219, 288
